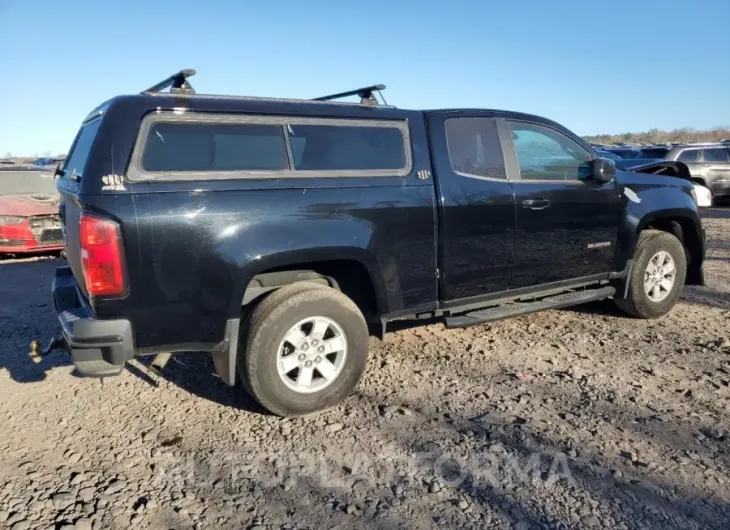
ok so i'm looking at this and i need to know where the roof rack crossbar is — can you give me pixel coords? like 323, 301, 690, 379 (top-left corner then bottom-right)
142, 69, 197, 94
313, 84, 386, 106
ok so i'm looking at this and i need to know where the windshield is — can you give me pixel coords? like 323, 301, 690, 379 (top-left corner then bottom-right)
62, 118, 102, 180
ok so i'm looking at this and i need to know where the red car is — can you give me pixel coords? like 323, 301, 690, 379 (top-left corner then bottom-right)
0, 194, 63, 254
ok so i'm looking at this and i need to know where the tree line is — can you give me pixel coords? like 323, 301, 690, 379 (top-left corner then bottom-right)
583, 127, 730, 146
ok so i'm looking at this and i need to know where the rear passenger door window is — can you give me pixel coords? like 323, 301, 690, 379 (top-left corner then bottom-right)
507, 121, 592, 181
444, 118, 506, 179
702, 147, 730, 163
677, 149, 700, 163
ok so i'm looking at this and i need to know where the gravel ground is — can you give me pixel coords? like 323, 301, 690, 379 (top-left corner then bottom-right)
1, 208, 729, 530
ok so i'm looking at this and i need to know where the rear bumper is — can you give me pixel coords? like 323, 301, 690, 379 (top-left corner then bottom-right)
710, 180, 730, 197
0, 243, 63, 254
52, 266, 133, 377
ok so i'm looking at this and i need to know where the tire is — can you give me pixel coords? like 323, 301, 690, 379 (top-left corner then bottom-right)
238, 282, 369, 417
614, 230, 686, 319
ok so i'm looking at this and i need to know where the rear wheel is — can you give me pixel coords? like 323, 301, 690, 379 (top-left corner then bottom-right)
238, 282, 369, 417
614, 230, 686, 319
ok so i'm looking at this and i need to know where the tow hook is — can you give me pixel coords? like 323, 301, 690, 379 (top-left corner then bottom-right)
29, 336, 66, 363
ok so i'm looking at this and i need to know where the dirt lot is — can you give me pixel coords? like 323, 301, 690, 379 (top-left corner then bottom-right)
1, 209, 729, 530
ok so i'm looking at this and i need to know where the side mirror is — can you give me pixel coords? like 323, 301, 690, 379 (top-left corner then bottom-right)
591, 157, 616, 183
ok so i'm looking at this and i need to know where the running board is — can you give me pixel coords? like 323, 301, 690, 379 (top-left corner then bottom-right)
445, 286, 616, 329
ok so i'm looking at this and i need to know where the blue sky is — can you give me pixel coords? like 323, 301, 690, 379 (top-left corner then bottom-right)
1, 0, 728, 156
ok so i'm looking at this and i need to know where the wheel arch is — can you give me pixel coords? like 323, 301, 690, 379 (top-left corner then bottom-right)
638, 214, 704, 286
234, 249, 388, 320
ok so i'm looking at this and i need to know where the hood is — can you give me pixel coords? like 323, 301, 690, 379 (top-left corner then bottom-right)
614, 158, 664, 170
616, 159, 692, 180
0, 194, 60, 216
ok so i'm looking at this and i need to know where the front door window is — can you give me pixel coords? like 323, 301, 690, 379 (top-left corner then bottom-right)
508, 121, 593, 181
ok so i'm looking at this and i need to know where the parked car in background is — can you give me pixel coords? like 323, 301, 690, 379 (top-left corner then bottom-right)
638, 146, 672, 159
604, 147, 641, 159
33, 157, 66, 172
0, 171, 63, 255
0, 161, 40, 171
674, 144, 730, 199
594, 149, 623, 161
615, 143, 730, 202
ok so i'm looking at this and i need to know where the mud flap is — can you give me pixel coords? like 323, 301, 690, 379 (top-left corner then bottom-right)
211, 318, 240, 386
686, 263, 705, 286
612, 259, 633, 299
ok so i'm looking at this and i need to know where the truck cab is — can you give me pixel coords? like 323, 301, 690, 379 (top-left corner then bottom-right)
44, 70, 705, 417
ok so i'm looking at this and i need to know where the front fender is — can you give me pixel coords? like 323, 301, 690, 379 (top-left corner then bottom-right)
613, 171, 704, 270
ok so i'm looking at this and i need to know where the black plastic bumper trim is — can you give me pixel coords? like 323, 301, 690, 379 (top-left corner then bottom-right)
52, 266, 134, 376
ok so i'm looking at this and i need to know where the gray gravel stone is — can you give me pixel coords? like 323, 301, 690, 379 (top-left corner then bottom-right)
70, 473, 87, 485
633, 480, 664, 496
324, 423, 343, 434
96, 494, 114, 505
52, 492, 75, 509
74, 518, 92, 530
27, 500, 44, 512
282, 477, 296, 491
103, 480, 125, 495
78, 487, 94, 503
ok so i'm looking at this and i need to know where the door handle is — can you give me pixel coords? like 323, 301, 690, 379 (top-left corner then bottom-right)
521, 199, 551, 210
701, 164, 711, 168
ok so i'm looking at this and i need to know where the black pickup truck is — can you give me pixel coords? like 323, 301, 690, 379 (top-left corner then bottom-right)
42, 70, 705, 417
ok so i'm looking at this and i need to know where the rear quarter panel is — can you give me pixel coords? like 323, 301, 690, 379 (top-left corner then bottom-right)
91, 180, 436, 349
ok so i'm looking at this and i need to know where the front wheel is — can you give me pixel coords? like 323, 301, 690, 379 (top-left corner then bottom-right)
238, 282, 369, 417
614, 230, 687, 319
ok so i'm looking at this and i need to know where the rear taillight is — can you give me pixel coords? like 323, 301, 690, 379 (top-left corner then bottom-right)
79, 213, 127, 297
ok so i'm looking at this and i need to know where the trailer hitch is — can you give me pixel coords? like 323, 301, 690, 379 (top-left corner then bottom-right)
29, 336, 66, 364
